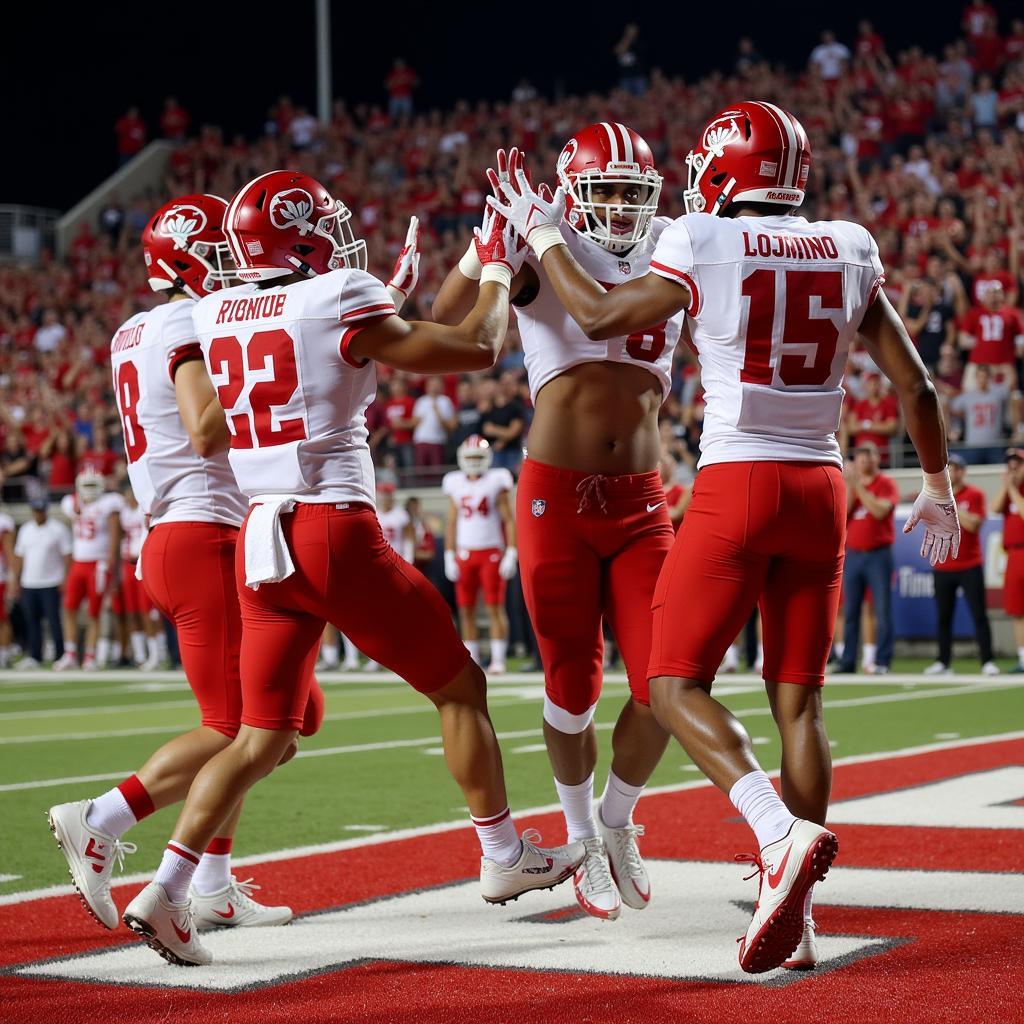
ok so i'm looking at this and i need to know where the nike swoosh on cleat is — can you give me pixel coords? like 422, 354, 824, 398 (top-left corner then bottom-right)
632, 879, 651, 901
213, 904, 235, 919
172, 920, 191, 943
646, 502, 664, 512
766, 845, 792, 888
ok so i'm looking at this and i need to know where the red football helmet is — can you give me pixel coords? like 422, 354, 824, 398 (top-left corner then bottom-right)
684, 102, 812, 216
457, 435, 492, 476
142, 194, 234, 299
556, 122, 662, 253
224, 170, 366, 282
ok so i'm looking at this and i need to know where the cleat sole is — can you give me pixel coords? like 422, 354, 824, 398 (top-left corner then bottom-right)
123, 914, 204, 968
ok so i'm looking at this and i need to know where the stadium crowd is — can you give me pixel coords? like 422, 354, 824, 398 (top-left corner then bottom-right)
1, 7, 1023, 498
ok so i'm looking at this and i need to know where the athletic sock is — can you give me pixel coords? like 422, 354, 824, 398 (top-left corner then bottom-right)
465, 640, 480, 663
472, 807, 521, 866
96, 637, 111, 666
598, 769, 645, 828
723, 645, 739, 670
833, 641, 845, 660
729, 770, 797, 850
192, 837, 233, 895
321, 643, 340, 668
155, 631, 167, 660
145, 635, 160, 663
554, 773, 598, 841
87, 774, 155, 837
154, 841, 201, 903
64, 641, 78, 657
1017, 646, 1024, 667
490, 638, 507, 665
111, 641, 122, 663
341, 635, 359, 666
130, 631, 146, 664
863, 643, 877, 668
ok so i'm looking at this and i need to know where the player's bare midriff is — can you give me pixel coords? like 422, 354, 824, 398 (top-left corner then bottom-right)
527, 361, 663, 476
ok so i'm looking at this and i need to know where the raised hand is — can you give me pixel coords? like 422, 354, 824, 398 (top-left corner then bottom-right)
485, 152, 566, 257
386, 216, 420, 308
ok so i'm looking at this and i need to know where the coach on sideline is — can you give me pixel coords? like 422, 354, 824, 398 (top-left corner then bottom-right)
9, 497, 71, 668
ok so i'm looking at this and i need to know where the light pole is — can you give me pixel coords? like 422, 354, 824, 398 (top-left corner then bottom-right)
316, 0, 331, 126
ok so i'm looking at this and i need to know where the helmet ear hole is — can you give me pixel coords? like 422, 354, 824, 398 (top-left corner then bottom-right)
254, 190, 267, 211
293, 244, 315, 256
710, 172, 727, 186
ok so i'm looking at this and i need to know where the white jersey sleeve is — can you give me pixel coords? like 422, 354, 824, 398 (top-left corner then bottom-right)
649, 219, 702, 317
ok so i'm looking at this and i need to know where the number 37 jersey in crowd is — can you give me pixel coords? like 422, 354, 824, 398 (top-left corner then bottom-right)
191, 269, 396, 506
109, 300, 247, 527
649, 213, 885, 468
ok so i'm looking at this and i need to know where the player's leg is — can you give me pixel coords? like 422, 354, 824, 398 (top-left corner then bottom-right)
837, 551, 866, 672
317, 623, 340, 669
960, 566, 996, 669
931, 569, 957, 670
865, 548, 894, 672
481, 550, 509, 672
456, 554, 481, 662
56, 564, 86, 668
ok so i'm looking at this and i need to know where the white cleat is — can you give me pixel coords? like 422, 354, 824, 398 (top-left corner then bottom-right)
981, 661, 1000, 676
82, 654, 98, 672
47, 800, 137, 929
341, 659, 360, 671
598, 814, 650, 910
361, 660, 382, 673
123, 882, 212, 966
16, 656, 40, 670
782, 919, 818, 970
139, 655, 161, 671
190, 877, 293, 929
923, 661, 953, 676
572, 836, 621, 920
736, 819, 838, 974
487, 661, 507, 676
480, 829, 584, 905
52, 652, 77, 671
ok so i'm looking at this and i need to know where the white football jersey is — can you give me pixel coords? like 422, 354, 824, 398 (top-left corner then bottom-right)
192, 269, 396, 506
442, 468, 513, 551
517, 219, 684, 403
60, 492, 124, 563
377, 506, 411, 560
650, 213, 885, 468
109, 300, 247, 527
0, 512, 14, 584
120, 504, 147, 561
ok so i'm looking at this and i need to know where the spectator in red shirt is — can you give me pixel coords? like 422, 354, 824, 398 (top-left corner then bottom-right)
959, 284, 1024, 388
383, 377, 416, 471
40, 428, 77, 492
971, 251, 1018, 307
846, 373, 900, 462
839, 442, 899, 674
993, 449, 1024, 670
159, 97, 189, 141
926, 455, 997, 674
114, 107, 146, 164
385, 59, 418, 122
962, 0, 997, 39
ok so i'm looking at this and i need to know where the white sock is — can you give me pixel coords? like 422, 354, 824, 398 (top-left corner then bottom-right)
863, 643, 877, 667
755, 643, 764, 668
112, 641, 123, 663
1017, 646, 1024, 666
192, 853, 232, 896
490, 638, 507, 665
465, 640, 480, 662
321, 643, 340, 668
130, 631, 146, 664
599, 769, 644, 828
96, 637, 111, 665
472, 807, 521, 866
723, 645, 739, 669
156, 631, 167, 659
554, 773, 597, 841
86, 788, 137, 838
341, 635, 359, 666
64, 641, 78, 656
729, 770, 797, 850
153, 842, 200, 903
146, 635, 160, 662
834, 641, 845, 659
803, 885, 814, 923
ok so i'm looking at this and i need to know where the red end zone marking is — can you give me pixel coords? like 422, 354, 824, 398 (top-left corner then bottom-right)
2, 738, 1022, 1024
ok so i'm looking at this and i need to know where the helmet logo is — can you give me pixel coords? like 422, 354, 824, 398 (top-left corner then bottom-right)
702, 116, 742, 158
557, 138, 578, 171
161, 205, 207, 250
270, 189, 315, 235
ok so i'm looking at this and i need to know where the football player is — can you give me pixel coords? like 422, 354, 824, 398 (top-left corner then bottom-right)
435, 129, 684, 920
442, 435, 517, 673
0, 504, 15, 667
121, 170, 584, 967
48, 195, 321, 938
487, 101, 959, 971
55, 470, 123, 670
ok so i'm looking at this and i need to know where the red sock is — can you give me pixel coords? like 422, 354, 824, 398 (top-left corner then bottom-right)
206, 836, 233, 855
117, 774, 155, 821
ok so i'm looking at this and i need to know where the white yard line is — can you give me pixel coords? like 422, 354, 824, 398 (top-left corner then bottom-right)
3, 729, 1020, 907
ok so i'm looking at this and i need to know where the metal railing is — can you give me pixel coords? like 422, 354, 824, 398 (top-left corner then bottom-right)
0, 205, 59, 265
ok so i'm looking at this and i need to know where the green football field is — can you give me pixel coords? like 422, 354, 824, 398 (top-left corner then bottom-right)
2, 660, 1023, 895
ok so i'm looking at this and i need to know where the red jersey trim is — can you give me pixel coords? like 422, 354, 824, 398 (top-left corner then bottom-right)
649, 261, 701, 317
339, 314, 392, 368
342, 302, 396, 323
167, 342, 204, 381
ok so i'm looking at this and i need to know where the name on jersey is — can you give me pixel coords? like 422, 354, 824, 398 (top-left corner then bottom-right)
111, 323, 144, 353
215, 293, 287, 325
742, 231, 839, 260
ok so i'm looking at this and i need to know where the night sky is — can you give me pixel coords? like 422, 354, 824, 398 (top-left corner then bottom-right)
0, 0, 1006, 210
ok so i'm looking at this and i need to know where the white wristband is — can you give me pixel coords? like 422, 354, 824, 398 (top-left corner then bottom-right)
480, 264, 512, 290
528, 225, 567, 260
458, 242, 482, 281
922, 467, 953, 501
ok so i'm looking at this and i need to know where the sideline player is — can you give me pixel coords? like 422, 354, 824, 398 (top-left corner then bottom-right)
55, 470, 122, 670
435, 131, 683, 920
487, 102, 959, 969
112, 483, 164, 668
122, 170, 584, 966
48, 195, 319, 935
442, 435, 517, 673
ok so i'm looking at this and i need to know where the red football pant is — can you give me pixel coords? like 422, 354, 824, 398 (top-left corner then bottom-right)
63, 560, 105, 618
517, 459, 674, 731
455, 548, 505, 608
236, 503, 470, 731
142, 522, 243, 738
1004, 547, 1024, 615
111, 560, 154, 616
649, 461, 846, 687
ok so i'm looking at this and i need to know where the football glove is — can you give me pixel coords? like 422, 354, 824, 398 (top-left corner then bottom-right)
498, 546, 518, 580
904, 468, 961, 566
386, 216, 420, 308
444, 550, 460, 582
486, 151, 567, 259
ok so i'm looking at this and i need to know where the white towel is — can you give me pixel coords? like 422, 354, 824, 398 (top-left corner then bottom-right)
245, 499, 296, 589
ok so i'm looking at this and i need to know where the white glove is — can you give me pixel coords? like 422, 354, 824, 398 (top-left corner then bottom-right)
904, 468, 961, 566
498, 546, 518, 580
386, 216, 420, 308
485, 150, 567, 259
444, 550, 460, 581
